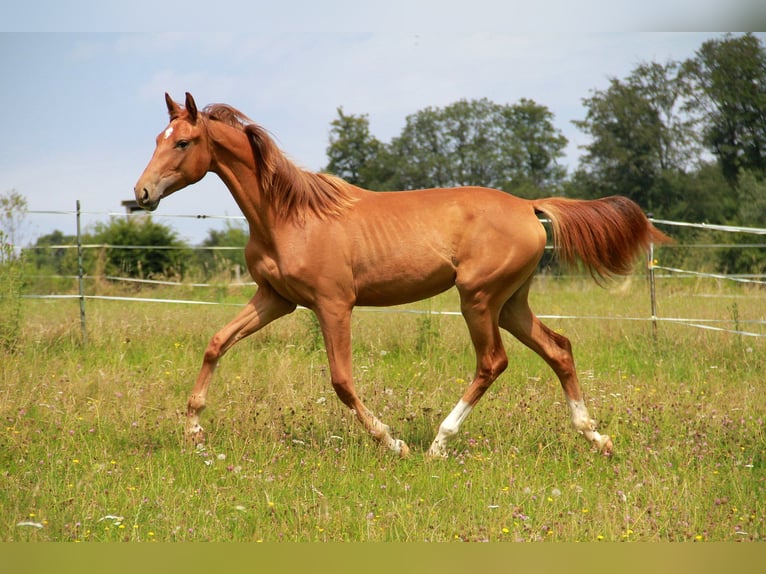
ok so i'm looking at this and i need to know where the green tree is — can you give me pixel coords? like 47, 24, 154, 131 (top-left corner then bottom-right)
683, 33, 766, 185
0, 189, 27, 352
572, 61, 698, 214
0, 189, 28, 247
324, 108, 394, 190
28, 230, 78, 276
196, 221, 248, 279
715, 170, 766, 275
388, 98, 567, 196
496, 98, 569, 197
88, 216, 189, 278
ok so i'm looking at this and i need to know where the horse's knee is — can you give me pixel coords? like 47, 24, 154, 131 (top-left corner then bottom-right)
479, 348, 508, 380
546, 332, 576, 376
188, 393, 206, 413
203, 335, 224, 363
495, 353, 509, 377
331, 378, 356, 407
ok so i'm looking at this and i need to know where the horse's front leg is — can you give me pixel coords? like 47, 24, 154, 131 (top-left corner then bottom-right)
186, 285, 296, 444
316, 304, 410, 457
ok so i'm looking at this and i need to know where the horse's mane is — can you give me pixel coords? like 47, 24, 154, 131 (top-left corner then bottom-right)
202, 103, 355, 222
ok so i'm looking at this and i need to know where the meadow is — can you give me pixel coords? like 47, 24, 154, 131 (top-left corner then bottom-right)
1, 275, 763, 542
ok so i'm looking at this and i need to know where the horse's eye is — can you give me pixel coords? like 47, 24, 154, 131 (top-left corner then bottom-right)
176, 140, 190, 150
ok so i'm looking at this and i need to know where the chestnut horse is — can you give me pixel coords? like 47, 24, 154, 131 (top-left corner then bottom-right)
134, 93, 669, 458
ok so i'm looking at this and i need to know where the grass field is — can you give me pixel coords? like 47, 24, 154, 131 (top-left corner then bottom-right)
1, 275, 764, 542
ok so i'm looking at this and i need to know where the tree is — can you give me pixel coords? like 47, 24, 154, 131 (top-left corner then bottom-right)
717, 169, 766, 275
0, 189, 28, 249
496, 98, 569, 197
388, 98, 567, 195
324, 108, 393, 190
683, 33, 766, 185
0, 189, 27, 352
572, 61, 699, 214
196, 221, 248, 279
28, 230, 78, 276
88, 216, 190, 278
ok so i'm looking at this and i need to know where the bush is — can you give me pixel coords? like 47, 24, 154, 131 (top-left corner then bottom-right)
87, 216, 191, 279
0, 232, 24, 352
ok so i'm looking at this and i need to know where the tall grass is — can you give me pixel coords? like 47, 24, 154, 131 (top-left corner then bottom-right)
1, 277, 763, 541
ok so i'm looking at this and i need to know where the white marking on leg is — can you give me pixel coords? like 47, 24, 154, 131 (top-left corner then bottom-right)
428, 399, 473, 458
568, 398, 594, 432
568, 397, 611, 453
358, 409, 410, 457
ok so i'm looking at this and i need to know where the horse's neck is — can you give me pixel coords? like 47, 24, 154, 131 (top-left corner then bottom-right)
209, 125, 274, 244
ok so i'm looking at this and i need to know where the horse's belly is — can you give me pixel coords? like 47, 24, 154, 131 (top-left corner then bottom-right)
353, 258, 456, 307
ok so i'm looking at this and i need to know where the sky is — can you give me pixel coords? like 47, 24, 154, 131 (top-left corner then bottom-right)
1, 2, 764, 244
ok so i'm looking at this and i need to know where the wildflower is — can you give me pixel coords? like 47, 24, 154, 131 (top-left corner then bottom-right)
597, 535, 604, 541
502, 527, 509, 534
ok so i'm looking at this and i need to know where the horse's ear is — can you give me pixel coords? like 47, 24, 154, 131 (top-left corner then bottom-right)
185, 92, 198, 122
165, 93, 182, 120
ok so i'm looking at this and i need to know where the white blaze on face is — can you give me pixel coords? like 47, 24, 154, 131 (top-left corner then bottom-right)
163, 127, 174, 140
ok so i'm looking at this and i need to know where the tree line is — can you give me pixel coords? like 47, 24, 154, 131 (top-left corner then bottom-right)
23, 33, 766, 278
326, 34, 766, 225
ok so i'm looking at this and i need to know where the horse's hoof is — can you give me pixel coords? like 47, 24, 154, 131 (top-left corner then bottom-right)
425, 443, 448, 460
599, 435, 613, 456
397, 440, 411, 459
186, 424, 205, 446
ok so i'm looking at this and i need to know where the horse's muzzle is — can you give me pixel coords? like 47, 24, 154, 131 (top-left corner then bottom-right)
135, 186, 160, 212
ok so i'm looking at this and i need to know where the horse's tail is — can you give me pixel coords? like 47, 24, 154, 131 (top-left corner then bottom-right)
532, 195, 672, 281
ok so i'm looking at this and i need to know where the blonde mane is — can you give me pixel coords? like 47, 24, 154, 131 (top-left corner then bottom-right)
203, 103, 355, 222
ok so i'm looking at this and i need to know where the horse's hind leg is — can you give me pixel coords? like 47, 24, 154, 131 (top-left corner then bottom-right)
427, 296, 508, 458
499, 284, 613, 455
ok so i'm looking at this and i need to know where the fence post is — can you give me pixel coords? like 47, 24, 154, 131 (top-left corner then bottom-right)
76, 200, 87, 346
648, 242, 657, 340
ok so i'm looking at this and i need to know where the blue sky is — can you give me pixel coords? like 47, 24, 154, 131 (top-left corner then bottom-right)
1, 3, 763, 244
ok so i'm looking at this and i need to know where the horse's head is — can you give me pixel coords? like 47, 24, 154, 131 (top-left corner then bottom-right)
134, 92, 211, 211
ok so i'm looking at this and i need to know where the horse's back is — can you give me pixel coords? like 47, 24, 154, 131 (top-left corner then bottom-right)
343, 186, 547, 304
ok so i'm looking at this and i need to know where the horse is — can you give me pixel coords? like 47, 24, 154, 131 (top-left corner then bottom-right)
134, 92, 670, 458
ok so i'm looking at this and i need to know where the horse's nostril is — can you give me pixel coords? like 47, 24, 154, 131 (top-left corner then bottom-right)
141, 188, 149, 203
